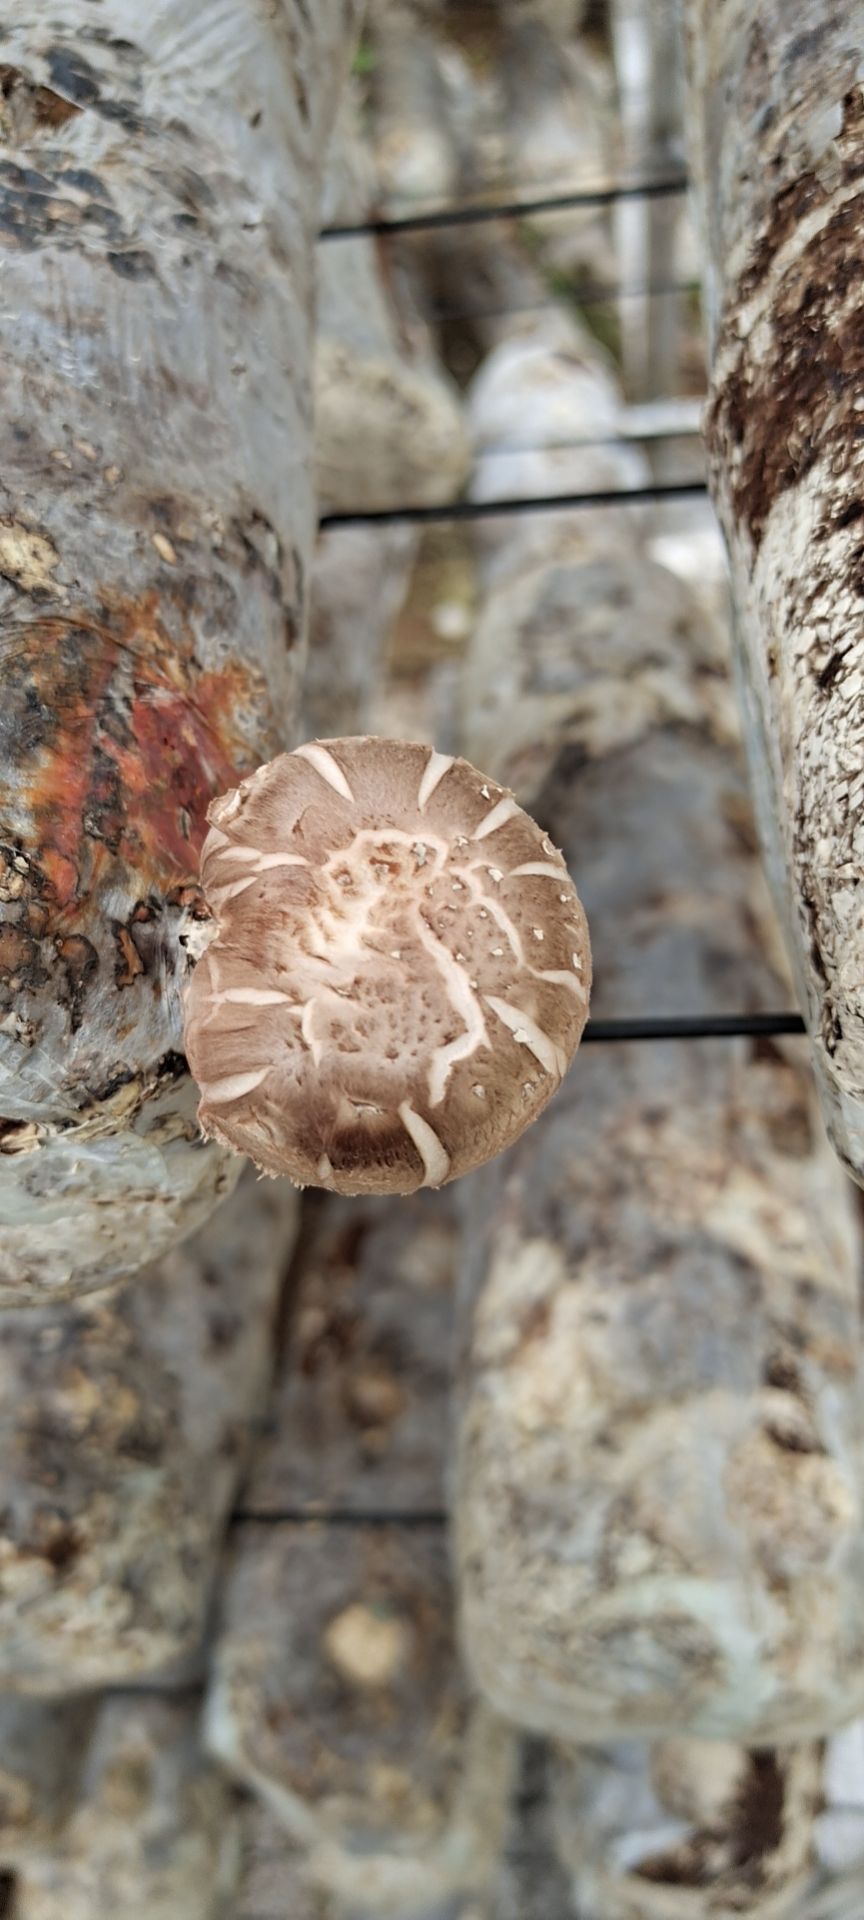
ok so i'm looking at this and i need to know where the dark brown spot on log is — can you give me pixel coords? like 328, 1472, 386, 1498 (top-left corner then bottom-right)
764, 1418, 822, 1455
0, 1119, 42, 1155
636, 1754, 786, 1890
823, 1008, 845, 1056
732, 172, 826, 312
41, 1521, 81, 1573
0, 63, 82, 129
106, 248, 156, 279
731, 1751, 785, 1867
764, 1351, 803, 1392
55, 934, 99, 1032
113, 921, 145, 987
18, 1511, 82, 1574
90, 1065, 138, 1108
831, 497, 864, 530
842, 87, 864, 140
634, 1842, 706, 1887
710, 185, 864, 548
153, 1049, 188, 1090
817, 650, 848, 692
0, 924, 42, 990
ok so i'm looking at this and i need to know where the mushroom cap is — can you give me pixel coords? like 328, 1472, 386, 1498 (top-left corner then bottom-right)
184, 738, 591, 1194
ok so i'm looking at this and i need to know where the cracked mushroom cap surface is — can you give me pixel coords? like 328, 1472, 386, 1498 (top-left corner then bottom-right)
184, 738, 591, 1194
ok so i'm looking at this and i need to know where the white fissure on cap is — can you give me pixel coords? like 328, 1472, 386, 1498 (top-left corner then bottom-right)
184, 737, 591, 1195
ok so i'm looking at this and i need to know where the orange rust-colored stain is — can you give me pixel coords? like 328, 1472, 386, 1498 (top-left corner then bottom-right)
10, 604, 263, 920
24, 630, 117, 908
102, 587, 194, 682
109, 681, 244, 877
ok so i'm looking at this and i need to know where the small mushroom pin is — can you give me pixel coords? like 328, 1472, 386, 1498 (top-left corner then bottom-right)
184, 738, 590, 1193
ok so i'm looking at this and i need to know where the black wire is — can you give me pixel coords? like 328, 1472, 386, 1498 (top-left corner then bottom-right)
429, 277, 701, 324
583, 1012, 806, 1043
320, 477, 707, 530
320, 174, 689, 241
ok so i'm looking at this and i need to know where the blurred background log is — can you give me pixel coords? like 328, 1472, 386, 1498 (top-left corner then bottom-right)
453, 326, 864, 1753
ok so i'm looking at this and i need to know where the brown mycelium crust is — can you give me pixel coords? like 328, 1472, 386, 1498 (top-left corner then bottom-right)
184, 737, 591, 1193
